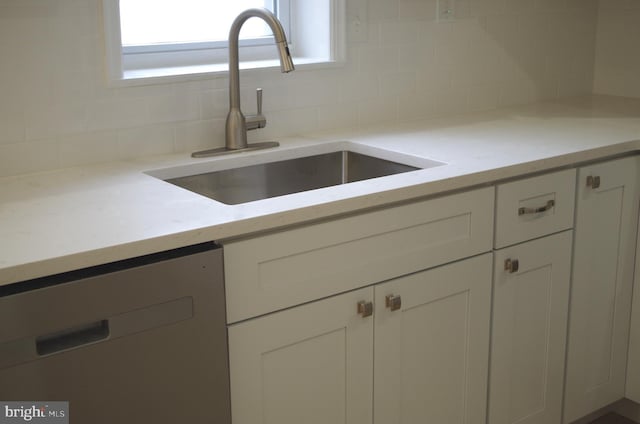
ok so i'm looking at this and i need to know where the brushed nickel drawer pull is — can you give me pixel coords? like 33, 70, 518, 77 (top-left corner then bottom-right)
518, 199, 555, 216
505, 258, 519, 273
586, 175, 601, 189
385, 294, 402, 312
357, 301, 373, 318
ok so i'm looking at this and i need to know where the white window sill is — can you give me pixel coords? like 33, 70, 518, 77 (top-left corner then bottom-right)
111, 57, 344, 87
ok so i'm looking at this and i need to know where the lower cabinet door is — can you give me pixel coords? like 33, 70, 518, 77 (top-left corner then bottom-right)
565, 156, 640, 423
374, 253, 493, 424
627, 216, 640, 403
227, 287, 374, 424
489, 231, 572, 424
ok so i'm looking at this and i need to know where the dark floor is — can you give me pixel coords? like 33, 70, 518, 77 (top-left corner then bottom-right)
591, 413, 638, 424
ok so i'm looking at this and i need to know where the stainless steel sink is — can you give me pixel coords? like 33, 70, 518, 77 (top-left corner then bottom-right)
164, 151, 421, 205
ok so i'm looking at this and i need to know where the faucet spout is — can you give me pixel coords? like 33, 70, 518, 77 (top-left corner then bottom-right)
226, 8, 294, 150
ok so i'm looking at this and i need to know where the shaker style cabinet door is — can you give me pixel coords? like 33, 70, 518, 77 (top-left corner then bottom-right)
627, 209, 640, 403
374, 254, 493, 424
227, 287, 374, 424
564, 156, 640, 423
489, 231, 572, 424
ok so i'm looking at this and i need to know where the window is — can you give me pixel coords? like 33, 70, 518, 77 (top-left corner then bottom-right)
103, 0, 346, 84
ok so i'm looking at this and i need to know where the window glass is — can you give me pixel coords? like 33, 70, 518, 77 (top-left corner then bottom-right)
119, 0, 275, 47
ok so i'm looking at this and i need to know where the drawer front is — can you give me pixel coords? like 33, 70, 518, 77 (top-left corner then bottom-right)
223, 186, 495, 323
495, 169, 576, 248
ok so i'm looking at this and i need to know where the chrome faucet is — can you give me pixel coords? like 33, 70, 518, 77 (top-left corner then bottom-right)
192, 8, 295, 158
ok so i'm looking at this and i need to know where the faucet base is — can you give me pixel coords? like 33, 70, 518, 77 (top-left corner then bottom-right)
191, 141, 280, 158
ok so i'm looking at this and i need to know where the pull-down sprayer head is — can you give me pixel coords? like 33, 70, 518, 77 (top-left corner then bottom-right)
276, 41, 295, 73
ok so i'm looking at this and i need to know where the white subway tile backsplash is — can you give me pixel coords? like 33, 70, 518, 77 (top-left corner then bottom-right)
58, 131, 119, 168
293, 78, 344, 108
558, 71, 593, 99
434, 86, 470, 115
378, 71, 417, 96
358, 97, 399, 127
504, 0, 536, 13
368, 0, 399, 21
113, 83, 175, 100
253, 106, 319, 141
339, 73, 380, 103
471, 0, 506, 16
358, 46, 399, 73
0, 100, 25, 145
86, 98, 150, 132
468, 84, 501, 111
175, 119, 225, 153
598, 0, 638, 10
415, 62, 453, 93
25, 99, 88, 141
200, 89, 229, 120
147, 91, 200, 125
117, 125, 175, 159
536, 0, 568, 11
398, 90, 438, 121
317, 102, 360, 130
566, 0, 598, 9
499, 78, 536, 106
594, 2, 640, 97
0, 140, 59, 178
433, 22, 472, 68
0, 0, 604, 176
399, 0, 437, 21
379, 21, 419, 44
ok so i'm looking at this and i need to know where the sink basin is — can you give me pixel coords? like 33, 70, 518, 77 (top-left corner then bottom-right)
163, 150, 425, 205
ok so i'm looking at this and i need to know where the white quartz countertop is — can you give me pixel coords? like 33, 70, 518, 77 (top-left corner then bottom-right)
2, 95, 640, 287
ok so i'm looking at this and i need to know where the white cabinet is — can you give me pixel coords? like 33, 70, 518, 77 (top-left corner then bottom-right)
489, 231, 573, 424
489, 169, 575, 424
228, 255, 493, 424
225, 186, 496, 424
228, 287, 374, 424
627, 210, 640, 403
564, 156, 640, 423
374, 254, 492, 424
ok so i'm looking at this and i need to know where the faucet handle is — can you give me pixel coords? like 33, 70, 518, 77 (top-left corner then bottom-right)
256, 88, 263, 116
246, 88, 267, 130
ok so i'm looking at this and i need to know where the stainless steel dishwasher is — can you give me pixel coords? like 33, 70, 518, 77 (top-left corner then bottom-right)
0, 242, 230, 424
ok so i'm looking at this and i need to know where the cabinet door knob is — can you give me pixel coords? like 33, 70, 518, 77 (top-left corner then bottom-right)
586, 175, 601, 189
504, 258, 519, 273
385, 294, 402, 311
357, 301, 373, 318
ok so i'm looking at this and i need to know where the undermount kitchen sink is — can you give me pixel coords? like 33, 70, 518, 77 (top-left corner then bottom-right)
160, 149, 439, 205
147, 142, 445, 205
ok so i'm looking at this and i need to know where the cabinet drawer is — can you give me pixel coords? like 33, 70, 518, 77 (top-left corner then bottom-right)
495, 169, 576, 248
223, 186, 495, 323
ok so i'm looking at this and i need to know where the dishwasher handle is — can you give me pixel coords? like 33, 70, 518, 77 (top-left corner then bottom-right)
36, 320, 110, 356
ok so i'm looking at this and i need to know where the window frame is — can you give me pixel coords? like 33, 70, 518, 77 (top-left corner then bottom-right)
102, 0, 346, 86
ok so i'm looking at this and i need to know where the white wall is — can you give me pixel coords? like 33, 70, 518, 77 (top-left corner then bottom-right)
0, 0, 598, 177
593, 0, 640, 98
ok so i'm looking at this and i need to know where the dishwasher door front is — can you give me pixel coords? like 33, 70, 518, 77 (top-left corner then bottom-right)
0, 244, 230, 424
